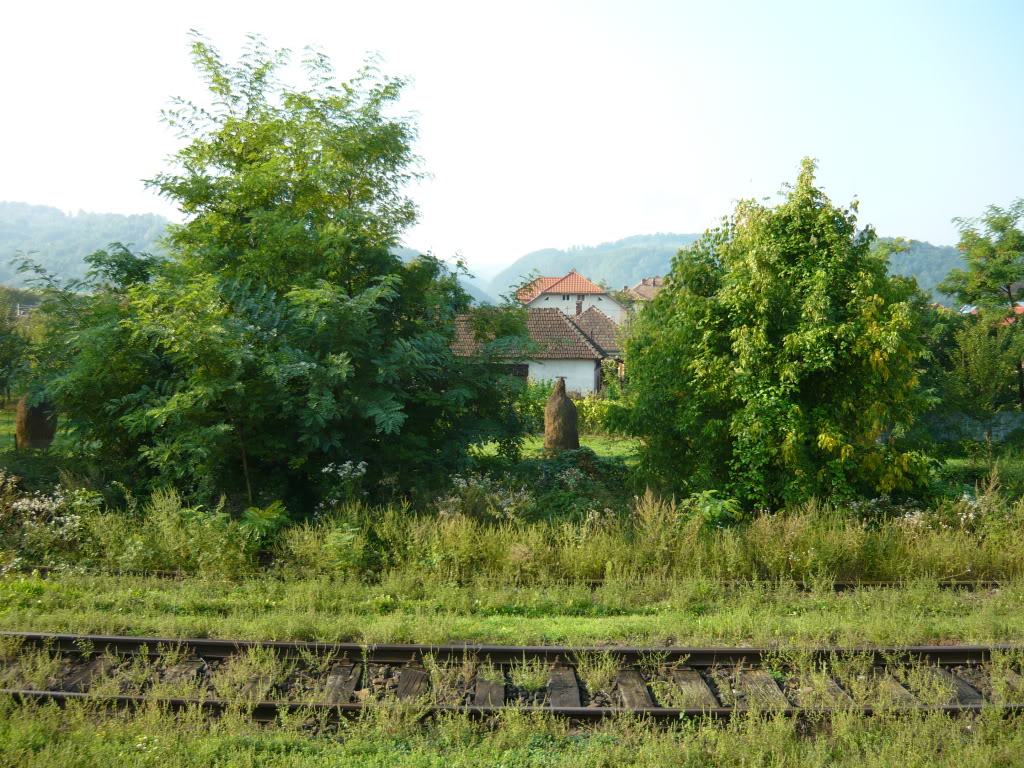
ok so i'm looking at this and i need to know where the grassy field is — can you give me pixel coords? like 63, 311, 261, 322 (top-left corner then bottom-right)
2, 429, 1024, 765
2, 572, 1022, 647
1, 697, 1022, 767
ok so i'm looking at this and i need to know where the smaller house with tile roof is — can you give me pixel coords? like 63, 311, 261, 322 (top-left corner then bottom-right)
516, 270, 628, 324
453, 307, 609, 394
621, 276, 667, 304
966, 304, 1024, 325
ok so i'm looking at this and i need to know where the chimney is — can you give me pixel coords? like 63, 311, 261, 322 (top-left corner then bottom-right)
575, 299, 583, 315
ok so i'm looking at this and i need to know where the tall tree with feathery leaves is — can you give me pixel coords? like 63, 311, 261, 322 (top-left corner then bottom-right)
25, 34, 525, 508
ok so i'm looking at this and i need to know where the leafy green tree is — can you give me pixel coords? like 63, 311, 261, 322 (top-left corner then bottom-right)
25, 35, 523, 508
617, 159, 932, 507
0, 290, 28, 405
945, 321, 1015, 441
939, 200, 1024, 406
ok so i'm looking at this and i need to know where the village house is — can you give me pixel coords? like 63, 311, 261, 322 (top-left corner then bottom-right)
453, 306, 622, 395
621, 275, 666, 304
516, 270, 629, 324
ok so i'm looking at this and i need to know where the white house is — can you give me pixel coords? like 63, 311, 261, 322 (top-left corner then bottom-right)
453, 307, 609, 394
517, 270, 628, 324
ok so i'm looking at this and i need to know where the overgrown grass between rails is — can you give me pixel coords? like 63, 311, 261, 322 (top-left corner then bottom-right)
2, 573, 1023, 647
1, 698, 1024, 767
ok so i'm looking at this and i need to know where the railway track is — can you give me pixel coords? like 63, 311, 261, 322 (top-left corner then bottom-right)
2, 632, 1024, 722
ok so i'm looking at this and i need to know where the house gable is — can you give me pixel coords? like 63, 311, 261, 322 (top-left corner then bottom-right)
568, 306, 622, 357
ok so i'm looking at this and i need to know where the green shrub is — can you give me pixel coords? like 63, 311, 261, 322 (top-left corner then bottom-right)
276, 519, 364, 575
515, 379, 551, 433
575, 394, 613, 435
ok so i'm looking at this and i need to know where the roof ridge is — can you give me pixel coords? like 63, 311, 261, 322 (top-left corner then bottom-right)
556, 310, 603, 358
577, 305, 612, 321
543, 270, 605, 295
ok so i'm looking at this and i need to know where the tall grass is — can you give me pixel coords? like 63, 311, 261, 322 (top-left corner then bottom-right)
4, 473, 1024, 582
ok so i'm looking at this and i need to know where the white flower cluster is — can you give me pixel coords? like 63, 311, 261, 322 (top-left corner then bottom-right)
556, 466, 588, 491
6, 486, 87, 546
0, 473, 103, 558
957, 492, 981, 526
316, 461, 369, 512
847, 496, 926, 524
322, 461, 368, 481
436, 473, 534, 520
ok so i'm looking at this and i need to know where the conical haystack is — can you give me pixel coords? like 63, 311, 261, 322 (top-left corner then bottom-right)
544, 377, 579, 453
15, 397, 57, 450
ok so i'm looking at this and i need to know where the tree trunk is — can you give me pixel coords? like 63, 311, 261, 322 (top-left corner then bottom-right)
236, 423, 254, 506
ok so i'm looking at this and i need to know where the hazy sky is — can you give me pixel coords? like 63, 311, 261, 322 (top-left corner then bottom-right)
3, 0, 1022, 276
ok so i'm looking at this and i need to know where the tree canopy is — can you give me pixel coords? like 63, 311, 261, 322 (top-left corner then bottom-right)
617, 159, 932, 507
26, 35, 524, 509
939, 200, 1024, 407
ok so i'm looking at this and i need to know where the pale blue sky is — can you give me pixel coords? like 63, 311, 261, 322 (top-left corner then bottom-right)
2, 0, 1021, 275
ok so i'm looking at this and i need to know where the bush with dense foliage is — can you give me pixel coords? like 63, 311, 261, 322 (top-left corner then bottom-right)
616, 159, 933, 507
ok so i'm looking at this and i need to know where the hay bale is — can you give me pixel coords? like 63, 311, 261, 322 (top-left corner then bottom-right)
15, 397, 57, 450
544, 377, 580, 453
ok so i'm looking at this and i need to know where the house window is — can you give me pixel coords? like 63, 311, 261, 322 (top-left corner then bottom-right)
562, 294, 569, 301
578, 295, 584, 301
503, 364, 529, 380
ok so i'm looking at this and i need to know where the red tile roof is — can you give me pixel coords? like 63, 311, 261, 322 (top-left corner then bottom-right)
568, 306, 622, 357
623, 276, 666, 301
545, 269, 605, 296
969, 305, 1024, 325
516, 270, 605, 303
516, 276, 561, 303
453, 308, 603, 359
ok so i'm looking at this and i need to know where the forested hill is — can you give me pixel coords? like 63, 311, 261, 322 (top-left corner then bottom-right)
488, 233, 700, 297
382, 246, 498, 304
0, 203, 498, 302
0, 202, 169, 286
1, 204, 962, 304
883, 239, 964, 303
489, 233, 963, 304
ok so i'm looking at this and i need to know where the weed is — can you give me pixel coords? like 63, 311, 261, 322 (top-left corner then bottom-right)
509, 656, 549, 694
572, 651, 619, 699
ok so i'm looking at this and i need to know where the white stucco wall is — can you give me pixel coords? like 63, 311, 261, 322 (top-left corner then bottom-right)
526, 293, 627, 323
528, 359, 601, 395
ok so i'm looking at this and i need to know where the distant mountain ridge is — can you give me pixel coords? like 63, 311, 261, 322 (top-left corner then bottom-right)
1, 204, 963, 304
490, 232, 964, 305
488, 233, 700, 298
0, 202, 169, 286
0, 203, 497, 302
883, 238, 964, 303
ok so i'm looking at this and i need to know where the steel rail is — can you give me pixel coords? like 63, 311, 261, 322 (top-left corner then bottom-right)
2, 631, 1016, 667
